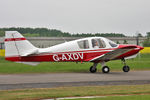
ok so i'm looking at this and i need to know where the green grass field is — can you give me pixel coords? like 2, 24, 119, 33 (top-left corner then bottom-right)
1, 84, 150, 100
0, 54, 150, 74
65, 95, 150, 100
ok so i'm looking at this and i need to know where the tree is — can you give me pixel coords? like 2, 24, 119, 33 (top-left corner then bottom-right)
138, 33, 143, 37
147, 32, 150, 37
143, 32, 150, 47
123, 40, 128, 44
0, 30, 5, 37
116, 41, 120, 44
143, 38, 150, 47
0, 27, 126, 37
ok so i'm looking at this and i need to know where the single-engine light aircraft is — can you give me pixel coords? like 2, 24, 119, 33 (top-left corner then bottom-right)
5, 31, 144, 73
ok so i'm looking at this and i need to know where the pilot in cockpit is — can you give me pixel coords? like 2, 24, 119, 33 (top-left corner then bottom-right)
92, 39, 99, 48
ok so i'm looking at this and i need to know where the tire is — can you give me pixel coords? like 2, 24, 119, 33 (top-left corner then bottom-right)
123, 66, 130, 72
89, 66, 97, 73
102, 66, 110, 73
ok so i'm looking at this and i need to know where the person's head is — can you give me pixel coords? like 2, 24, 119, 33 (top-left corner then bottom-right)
93, 39, 98, 46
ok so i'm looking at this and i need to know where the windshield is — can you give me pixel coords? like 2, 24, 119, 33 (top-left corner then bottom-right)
107, 39, 118, 47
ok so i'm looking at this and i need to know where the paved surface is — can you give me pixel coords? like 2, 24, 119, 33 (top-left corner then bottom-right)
0, 71, 150, 90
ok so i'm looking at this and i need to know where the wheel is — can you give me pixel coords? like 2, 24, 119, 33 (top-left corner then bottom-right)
123, 66, 130, 72
89, 66, 97, 73
102, 66, 110, 73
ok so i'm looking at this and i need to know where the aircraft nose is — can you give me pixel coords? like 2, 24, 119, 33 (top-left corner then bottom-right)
137, 46, 144, 50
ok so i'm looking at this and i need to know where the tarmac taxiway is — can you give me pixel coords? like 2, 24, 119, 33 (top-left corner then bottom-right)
0, 71, 150, 90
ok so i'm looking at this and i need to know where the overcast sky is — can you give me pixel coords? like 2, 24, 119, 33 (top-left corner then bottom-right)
0, 0, 150, 36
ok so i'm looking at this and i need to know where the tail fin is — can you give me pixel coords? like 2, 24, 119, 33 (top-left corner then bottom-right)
5, 31, 38, 57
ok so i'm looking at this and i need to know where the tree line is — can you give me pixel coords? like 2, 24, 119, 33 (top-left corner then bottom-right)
143, 32, 150, 47
0, 27, 126, 37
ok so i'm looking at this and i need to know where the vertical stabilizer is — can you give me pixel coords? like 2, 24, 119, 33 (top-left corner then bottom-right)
5, 31, 38, 57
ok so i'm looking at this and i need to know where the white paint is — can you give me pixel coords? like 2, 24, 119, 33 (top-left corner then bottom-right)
78, 53, 84, 59
67, 54, 73, 60
43, 95, 131, 100
62, 54, 67, 60
53, 54, 60, 61
5, 31, 38, 57
38, 37, 117, 54
52, 53, 84, 61
73, 53, 79, 60
43, 96, 106, 100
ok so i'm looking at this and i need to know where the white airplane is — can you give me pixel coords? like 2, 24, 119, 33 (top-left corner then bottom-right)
5, 31, 143, 73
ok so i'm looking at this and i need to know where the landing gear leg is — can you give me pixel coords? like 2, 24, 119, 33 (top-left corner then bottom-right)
100, 62, 110, 73
122, 59, 130, 72
89, 63, 98, 73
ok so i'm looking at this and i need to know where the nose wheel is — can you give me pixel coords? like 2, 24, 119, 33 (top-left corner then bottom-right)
122, 59, 130, 72
123, 66, 130, 72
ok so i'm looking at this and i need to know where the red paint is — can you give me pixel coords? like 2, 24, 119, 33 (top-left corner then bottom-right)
5, 38, 26, 42
5, 50, 109, 62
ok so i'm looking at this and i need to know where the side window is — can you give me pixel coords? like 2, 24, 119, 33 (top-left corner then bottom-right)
78, 40, 89, 49
92, 39, 106, 48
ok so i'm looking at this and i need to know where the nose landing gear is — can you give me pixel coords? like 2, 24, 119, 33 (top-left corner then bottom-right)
122, 59, 130, 72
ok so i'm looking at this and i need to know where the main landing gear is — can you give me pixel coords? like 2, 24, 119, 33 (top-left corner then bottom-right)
89, 59, 130, 73
89, 62, 110, 73
89, 63, 98, 73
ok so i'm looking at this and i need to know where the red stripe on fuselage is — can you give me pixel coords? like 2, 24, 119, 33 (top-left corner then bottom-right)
5, 50, 109, 62
5, 38, 26, 42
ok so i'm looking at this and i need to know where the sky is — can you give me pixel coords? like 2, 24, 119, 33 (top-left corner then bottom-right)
0, 0, 150, 36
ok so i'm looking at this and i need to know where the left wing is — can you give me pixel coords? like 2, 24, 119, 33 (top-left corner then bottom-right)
86, 46, 137, 62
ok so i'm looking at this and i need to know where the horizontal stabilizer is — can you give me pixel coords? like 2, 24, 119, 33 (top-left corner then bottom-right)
20, 49, 39, 56
16, 62, 40, 66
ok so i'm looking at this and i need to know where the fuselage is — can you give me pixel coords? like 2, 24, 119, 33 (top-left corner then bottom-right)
5, 37, 143, 62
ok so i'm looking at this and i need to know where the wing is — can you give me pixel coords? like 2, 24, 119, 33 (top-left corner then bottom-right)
87, 46, 137, 62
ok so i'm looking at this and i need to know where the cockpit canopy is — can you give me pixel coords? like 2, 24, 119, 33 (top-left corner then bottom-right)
77, 37, 118, 49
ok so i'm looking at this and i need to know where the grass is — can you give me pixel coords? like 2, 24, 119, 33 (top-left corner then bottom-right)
1, 84, 150, 100
0, 54, 150, 74
66, 95, 150, 100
